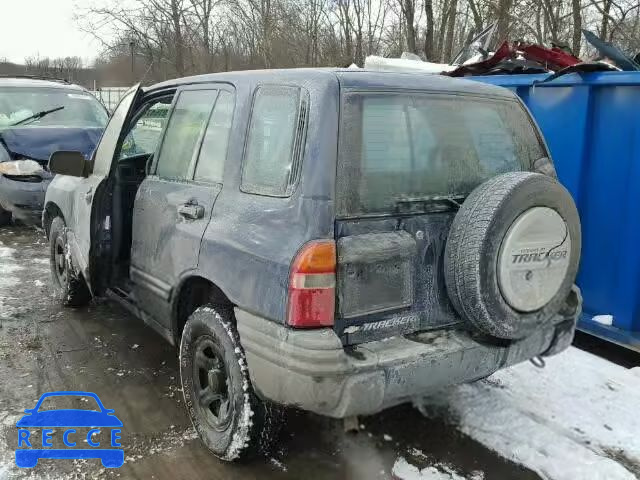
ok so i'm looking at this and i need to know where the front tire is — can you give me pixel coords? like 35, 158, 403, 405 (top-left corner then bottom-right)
179, 306, 281, 462
49, 216, 91, 307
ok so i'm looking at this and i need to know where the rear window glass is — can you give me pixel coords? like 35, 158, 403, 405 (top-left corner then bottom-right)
337, 92, 545, 216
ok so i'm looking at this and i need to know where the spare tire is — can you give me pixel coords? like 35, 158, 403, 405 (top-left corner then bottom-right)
444, 172, 580, 340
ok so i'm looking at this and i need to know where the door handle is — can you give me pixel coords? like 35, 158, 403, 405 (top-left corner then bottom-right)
178, 203, 205, 220
84, 187, 93, 203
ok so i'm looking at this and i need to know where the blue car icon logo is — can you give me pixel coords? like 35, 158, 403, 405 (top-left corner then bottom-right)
15, 391, 123, 468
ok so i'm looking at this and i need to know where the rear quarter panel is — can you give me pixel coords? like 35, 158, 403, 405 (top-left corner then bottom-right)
196, 73, 340, 323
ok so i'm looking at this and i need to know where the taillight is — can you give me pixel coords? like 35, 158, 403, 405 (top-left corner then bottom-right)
287, 240, 336, 328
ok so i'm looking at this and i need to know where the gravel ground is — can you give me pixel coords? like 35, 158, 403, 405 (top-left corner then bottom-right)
0, 226, 637, 480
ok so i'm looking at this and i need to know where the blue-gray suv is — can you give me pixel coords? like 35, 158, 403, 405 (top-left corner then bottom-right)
43, 69, 582, 462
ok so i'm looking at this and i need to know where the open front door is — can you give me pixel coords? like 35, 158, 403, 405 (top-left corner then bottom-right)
73, 84, 142, 292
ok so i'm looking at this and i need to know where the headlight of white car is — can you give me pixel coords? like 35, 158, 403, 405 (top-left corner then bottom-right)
0, 159, 44, 176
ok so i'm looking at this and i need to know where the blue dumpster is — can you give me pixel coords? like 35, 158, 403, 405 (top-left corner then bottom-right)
472, 72, 640, 351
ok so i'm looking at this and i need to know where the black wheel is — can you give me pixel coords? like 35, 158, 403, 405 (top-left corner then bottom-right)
445, 172, 581, 340
0, 205, 11, 227
49, 216, 91, 307
179, 306, 282, 462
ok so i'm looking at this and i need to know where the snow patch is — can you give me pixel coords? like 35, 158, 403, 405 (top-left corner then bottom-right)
270, 457, 288, 471
224, 345, 254, 460
0, 244, 22, 308
414, 347, 640, 480
0, 412, 23, 427
0, 246, 17, 258
592, 314, 614, 326
392, 457, 479, 480
0, 264, 22, 275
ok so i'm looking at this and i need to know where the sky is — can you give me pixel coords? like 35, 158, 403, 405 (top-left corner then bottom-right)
0, 0, 104, 65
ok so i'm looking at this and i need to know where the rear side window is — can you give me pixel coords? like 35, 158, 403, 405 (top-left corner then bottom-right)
241, 85, 307, 196
337, 92, 545, 216
194, 91, 234, 183
155, 89, 217, 180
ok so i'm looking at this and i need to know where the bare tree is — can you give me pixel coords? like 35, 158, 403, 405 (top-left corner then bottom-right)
572, 0, 582, 55
496, 0, 513, 42
398, 0, 418, 53
189, 0, 220, 71
424, 0, 436, 59
443, 0, 459, 60
73, 0, 640, 86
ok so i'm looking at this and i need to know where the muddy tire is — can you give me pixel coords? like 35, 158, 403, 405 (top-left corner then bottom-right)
445, 172, 580, 340
49, 217, 91, 307
179, 306, 282, 462
0, 205, 11, 227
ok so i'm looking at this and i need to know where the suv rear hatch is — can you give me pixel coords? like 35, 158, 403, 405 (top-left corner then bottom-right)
334, 88, 547, 345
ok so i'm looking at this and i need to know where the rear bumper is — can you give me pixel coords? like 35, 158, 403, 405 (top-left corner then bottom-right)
236, 287, 581, 418
0, 175, 51, 224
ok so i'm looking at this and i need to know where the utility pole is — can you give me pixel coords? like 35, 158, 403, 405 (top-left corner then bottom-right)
129, 40, 135, 84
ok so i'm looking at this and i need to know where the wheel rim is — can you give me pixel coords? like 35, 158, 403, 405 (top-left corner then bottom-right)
54, 236, 68, 286
192, 336, 233, 431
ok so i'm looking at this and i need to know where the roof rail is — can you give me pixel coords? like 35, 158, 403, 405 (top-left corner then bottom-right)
0, 74, 71, 84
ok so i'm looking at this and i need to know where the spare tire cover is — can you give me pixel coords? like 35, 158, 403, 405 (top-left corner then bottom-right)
444, 172, 581, 340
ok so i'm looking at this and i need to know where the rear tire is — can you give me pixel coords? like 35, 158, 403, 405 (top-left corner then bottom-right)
179, 306, 282, 462
49, 216, 91, 307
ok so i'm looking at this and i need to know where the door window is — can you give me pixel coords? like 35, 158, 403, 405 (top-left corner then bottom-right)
155, 89, 217, 181
241, 86, 304, 196
194, 91, 234, 184
119, 98, 172, 161
92, 88, 138, 176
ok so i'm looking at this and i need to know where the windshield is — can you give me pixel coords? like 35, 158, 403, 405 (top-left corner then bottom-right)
337, 92, 545, 217
0, 87, 108, 130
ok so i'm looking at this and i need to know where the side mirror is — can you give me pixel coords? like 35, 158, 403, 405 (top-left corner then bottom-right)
48, 151, 90, 178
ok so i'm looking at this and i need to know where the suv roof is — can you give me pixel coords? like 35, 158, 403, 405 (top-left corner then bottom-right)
0, 75, 85, 91
146, 67, 514, 99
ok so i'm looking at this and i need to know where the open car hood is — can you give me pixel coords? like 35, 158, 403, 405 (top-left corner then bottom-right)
0, 126, 103, 163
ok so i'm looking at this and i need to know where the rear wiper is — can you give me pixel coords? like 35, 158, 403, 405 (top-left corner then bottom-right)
394, 195, 465, 213
11, 106, 65, 126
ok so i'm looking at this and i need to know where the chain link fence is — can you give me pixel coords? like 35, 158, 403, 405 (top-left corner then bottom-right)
90, 87, 129, 112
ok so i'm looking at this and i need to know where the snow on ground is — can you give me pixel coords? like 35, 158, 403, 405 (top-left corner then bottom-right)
414, 347, 640, 480
0, 243, 22, 316
0, 246, 16, 258
392, 457, 484, 479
